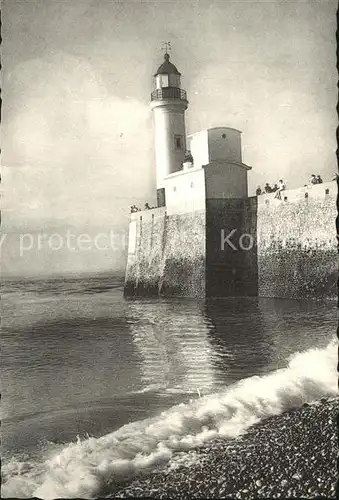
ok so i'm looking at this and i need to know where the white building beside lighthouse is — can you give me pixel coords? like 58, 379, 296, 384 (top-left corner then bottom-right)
150, 52, 252, 214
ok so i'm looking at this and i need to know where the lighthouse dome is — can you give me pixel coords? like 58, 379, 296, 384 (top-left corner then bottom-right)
155, 53, 181, 76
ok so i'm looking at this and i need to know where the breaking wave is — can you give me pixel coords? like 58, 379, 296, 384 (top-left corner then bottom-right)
2, 338, 337, 499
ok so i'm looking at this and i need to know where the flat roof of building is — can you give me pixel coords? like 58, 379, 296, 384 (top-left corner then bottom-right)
187, 126, 242, 137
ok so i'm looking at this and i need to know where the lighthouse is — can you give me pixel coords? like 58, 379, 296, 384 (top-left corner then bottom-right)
150, 52, 188, 206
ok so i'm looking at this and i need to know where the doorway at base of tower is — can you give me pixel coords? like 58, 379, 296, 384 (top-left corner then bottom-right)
157, 188, 166, 207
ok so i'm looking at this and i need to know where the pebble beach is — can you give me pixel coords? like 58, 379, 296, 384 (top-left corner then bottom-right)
114, 397, 338, 499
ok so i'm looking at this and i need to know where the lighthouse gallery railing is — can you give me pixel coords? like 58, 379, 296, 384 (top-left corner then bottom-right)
151, 87, 187, 101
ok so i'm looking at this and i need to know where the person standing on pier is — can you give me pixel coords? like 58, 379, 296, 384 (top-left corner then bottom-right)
274, 179, 286, 200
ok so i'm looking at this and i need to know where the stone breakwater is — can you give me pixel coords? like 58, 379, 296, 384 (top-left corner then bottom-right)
115, 397, 338, 498
125, 182, 337, 300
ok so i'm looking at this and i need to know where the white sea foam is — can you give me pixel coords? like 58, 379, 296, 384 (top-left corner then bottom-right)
2, 338, 337, 499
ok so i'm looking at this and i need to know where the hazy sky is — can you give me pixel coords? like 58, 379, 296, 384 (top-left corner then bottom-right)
2, 0, 337, 277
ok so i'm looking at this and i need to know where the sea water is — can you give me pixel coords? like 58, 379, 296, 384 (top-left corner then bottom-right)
1, 274, 336, 498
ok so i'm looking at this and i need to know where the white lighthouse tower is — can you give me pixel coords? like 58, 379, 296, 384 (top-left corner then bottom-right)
150, 51, 188, 206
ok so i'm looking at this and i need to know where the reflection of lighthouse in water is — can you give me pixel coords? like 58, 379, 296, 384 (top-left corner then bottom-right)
126, 300, 220, 395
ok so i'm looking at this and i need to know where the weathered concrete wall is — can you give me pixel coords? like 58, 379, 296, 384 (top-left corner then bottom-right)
206, 197, 258, 297
124, 208, 205, 297
124, 208, 166, 296
257, 181, 337, 300
159, 211, 205, 296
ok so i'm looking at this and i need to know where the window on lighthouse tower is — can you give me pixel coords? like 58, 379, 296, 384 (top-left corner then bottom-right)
156, 74, 169, 89
174, 135, 183, 150
169, 74, 181, 88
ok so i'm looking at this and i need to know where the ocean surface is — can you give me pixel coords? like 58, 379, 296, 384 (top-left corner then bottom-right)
1, 274, 337, 498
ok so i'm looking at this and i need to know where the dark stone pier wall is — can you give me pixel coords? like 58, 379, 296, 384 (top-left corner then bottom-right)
205, 197, 258, 297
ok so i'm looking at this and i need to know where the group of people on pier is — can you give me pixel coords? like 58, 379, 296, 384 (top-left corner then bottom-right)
130, 203, 155, 213
256, 179, 286, 199
257, 173, 327, 200
309, 174, 323, 185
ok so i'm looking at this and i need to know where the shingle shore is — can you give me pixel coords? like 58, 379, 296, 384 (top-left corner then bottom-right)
114, 397, 338, 499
